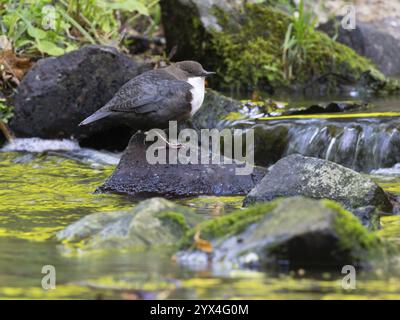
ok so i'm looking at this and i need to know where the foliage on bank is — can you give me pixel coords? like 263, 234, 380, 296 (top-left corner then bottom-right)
0, 0, 159, 56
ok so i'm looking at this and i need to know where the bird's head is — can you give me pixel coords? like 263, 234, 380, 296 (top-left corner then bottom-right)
174, 61, 215, 78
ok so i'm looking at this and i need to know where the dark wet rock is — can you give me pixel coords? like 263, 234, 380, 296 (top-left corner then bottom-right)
282, 101, 368, 116
320, 17, 400, 76
0, 131, 5, 148
10, 45, 151, 150
178, 197, 391, 270
125, 34, 166, 56
160, 0, 397, 93
251, 124, 289, 167
98, 132, 265, 198
243, 154, 393, 213
56, 197, 203, 250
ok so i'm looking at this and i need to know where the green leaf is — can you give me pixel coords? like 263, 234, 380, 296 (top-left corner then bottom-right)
37, 40, 65, 56
105, 0, 149, 15
57, 7, 96, 44
15, 38, 35, 48
27, 26, 47, 40
65, 42, 78, 52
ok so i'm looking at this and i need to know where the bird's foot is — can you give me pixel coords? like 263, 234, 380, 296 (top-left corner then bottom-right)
145, 131, 185, 149
166, 142, 184, 149
158, 140, 185, 149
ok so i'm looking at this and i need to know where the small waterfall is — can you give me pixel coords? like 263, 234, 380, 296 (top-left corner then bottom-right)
254, 119, 400, 172
1, 138, 121, 166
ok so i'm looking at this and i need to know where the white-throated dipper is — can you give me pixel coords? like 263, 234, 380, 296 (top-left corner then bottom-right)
79, 61, 215, 130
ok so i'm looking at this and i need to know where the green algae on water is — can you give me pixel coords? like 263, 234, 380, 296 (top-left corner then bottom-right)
0, 152, 133, 241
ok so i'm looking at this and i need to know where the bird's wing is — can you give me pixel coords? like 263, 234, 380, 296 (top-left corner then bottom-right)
107, 79, 193, 114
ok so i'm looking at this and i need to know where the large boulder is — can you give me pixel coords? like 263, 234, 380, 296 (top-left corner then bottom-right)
10, 45, 151, 150
178, 197, 391, 269
56, 197, 203, 250
319, 17, 400, 77
98, 132, 266, 198
243, 154, 393, 213
160, 0, 397, 93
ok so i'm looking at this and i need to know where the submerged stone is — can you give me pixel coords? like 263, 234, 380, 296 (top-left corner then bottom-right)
98, 132, 265, 198
56, 197, 203, 250
243, 154, 393, 214
178, 197, 392, 270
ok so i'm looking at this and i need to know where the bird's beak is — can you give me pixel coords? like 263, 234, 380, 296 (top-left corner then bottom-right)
202, 70, 216, 77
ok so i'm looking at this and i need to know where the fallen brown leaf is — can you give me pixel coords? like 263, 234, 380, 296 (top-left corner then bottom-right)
0, 48, 33, 88
194, 230, 213, 253
0, 121, 13, 142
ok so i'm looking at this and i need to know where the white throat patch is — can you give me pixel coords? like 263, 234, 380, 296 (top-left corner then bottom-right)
187, 76, 205, 116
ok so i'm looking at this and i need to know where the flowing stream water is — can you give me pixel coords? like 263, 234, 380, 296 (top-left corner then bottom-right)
1, 95, 400, 299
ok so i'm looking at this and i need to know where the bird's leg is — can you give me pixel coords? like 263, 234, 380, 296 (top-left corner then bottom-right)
161, 121, 185, 149
144, 125, 185, 150
155, 130, 184, 149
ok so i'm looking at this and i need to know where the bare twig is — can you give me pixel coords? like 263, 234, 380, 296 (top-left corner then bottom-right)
167, 45, 177, 62
0, 121, 13, 142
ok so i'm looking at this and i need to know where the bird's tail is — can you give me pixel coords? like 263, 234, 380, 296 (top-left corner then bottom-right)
79, 111, 112, 126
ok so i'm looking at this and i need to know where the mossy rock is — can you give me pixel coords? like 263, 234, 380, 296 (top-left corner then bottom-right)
56, 197, 204, 251
243, 154, 393, 213
160, 0, 399, 93
178, 197, 394, 269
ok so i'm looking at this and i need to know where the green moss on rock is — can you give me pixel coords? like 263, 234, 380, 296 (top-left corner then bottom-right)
57, 198, 204, 251
212, 4, 387, 92
182, 201, 278, 246
323, 200, 385, 258
179, 197, 394, 268
158, 211, 191, 235
161, 1, 398, 93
